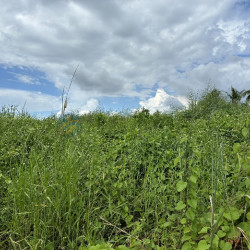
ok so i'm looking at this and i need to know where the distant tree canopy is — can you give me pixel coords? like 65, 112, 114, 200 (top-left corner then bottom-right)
185, 86, 250, 119
227, 86, 250, 104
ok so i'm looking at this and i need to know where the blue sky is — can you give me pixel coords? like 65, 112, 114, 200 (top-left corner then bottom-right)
0, 0, 250, 116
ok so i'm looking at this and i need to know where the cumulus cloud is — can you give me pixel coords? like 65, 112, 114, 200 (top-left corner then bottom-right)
216, 19, 250, 52
170, 56, 250, 94
0, 88, 60, 112
0, 0, 250, 112
139, 89, 188, 113
79, 98, 99, 115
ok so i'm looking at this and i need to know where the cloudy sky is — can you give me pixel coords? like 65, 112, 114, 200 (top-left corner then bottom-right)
0, 0, 250, 115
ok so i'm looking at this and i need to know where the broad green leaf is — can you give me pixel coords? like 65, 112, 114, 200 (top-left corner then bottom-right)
177, 181, 187, 192
219, 241, 232, 250
242, 127, 249, 138
194, 149, 201, 159
143, 239, 150, 245
186, 209, 195, 221
245, 178, 250, 189
190, 166, 201, 177
181, 218, 187, 224
130, 239, 142, 247
221, 225, 230, 232
223, 207, 242, 221
187, 198, 197, 209
190, 189, 197, 199
189, 175, 197, 184
175, 201, 186, 211
174, 156, 181, 166
198, 227, 209, 234
115, 246, 129, 250
212, 234, 219, 248
184, 227, 191, 234
226, 226, 241, 238
243, 162, 250, 173
246, 212, 250, 221
124, 206, 129, 212
233, 143, 241, 153
161, 222, 172, 228
191, 223, 200, 234
246, 119, 250, 127
217, 230, 226, 238
196, 240, 210, 250
181, 234, 192, 242
181, 242, 192, 250
89, 244, 113, 250
5, 179, 12, 184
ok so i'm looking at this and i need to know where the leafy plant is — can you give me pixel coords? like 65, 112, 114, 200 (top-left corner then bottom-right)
0, 95, 249, 249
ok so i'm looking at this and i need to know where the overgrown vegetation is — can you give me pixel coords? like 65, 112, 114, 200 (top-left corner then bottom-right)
0, 88, 249, 249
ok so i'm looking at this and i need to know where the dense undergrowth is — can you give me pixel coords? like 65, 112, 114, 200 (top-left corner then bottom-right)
0, 89, 249, 249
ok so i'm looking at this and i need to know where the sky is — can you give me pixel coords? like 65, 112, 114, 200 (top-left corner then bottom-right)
0, 0, 250, 116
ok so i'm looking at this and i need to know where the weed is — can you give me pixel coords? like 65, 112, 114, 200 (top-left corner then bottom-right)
0, 91, 249, 249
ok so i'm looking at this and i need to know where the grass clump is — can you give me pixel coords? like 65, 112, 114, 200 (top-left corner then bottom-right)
0, 89, 250, 249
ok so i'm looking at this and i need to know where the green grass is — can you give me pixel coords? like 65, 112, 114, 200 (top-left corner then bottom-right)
0, 98, 249, 249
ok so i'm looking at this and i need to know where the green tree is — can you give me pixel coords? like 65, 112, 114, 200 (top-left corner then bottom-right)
227, 86, 250, 104
197, 88, 227, 112
185, 88, 228, 119
227, 86, 244, 104
242, 89, 250, 104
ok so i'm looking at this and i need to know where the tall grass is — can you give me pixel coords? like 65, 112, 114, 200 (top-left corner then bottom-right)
0, 97, 249, 249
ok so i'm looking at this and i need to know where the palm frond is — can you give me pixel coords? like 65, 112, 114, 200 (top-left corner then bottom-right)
227, 86, 246, 104
242, 89, 250, 97
246, 95, 250, 103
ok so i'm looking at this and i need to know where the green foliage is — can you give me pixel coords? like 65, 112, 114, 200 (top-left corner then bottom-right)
227, 86, 250, 104
0, 101, 249, 249
185, 88, 229, 119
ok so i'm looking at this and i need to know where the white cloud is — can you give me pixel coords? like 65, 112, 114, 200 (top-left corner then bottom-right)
0, 0, 250, 112
169, 57, 250, 94
0, 88, 60, 112
79, 99, 99, 115
139, 89, 188, 113
12, 73, 40, 85
216, 19, 250, 51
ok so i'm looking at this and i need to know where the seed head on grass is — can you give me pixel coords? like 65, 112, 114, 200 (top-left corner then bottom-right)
61, 64, 79, 117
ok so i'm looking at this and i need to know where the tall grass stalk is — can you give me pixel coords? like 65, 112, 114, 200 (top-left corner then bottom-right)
61, 64, 79, 117
0, 97, 249, 249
